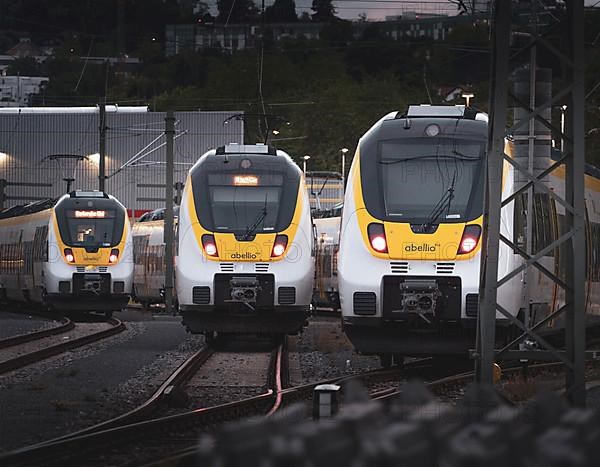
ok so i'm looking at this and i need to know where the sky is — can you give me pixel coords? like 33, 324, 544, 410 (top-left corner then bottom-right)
207, 1, 600, 22
207, 1, 464, 22
291, 0, 461, 20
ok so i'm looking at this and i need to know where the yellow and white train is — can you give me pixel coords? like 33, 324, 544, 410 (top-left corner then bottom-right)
131, 208, 178, 308
0, 191, 133, 316
338, 105, 600, 365
176, 143, 314, 337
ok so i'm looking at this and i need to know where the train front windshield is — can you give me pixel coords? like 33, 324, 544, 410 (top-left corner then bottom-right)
55, 199, 126, 248
64, 210, 118, 247
192, 163, 300, 236
378, 138, 485, 224
208, 184, 281, 233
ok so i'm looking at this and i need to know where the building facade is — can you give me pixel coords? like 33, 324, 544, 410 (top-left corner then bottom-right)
165, 14, 484, 56
0, 108, 244, 216
0, 76, 50, 107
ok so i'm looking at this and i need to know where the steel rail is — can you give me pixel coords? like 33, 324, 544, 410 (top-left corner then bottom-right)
0, 318, 125, 375
0, 317, 74, 349
0, 340, 287, 466
37, 345, 215, 445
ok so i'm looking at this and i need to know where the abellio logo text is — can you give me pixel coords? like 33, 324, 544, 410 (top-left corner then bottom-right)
404, 243, 440, 253
230, 252, 259, 260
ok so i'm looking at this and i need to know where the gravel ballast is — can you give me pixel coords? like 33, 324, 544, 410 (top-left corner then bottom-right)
0, 311, 197, 452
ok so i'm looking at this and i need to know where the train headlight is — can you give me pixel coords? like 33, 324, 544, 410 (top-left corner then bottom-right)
457, 225, 482, 254
271, 234, 288, 258
64, 248, 75, 263
367, 223, 388, 253
109, 249, 119, 264
201, 234, 218, 257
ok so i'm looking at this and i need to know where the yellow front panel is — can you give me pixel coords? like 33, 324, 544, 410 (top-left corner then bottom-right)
384, 219, 482, 261
352, 151, 482, 261
213, 232, 277, 261
187, 177, 304, 262
53, 212, 129, 266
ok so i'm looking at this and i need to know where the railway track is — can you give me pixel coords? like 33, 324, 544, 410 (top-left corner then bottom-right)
5, 333, 598, 466
0, 316, 74, 349
0, 343, 472, 466
0, 317, 125, 375
0, 336, 288, 466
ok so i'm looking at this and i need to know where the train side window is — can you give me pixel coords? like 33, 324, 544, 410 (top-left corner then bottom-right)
33, 226, 49, 262
513, 193, 526, 250
585, 207, 590, 281
533, 193, 554, 257
24, 241, 34, 275
592, 222, 600, 282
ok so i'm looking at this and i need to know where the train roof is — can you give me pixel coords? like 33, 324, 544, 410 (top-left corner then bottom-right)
0, 191, 117, 220
306, 171, 343, 180
0, 198, 56, 220
191, 144, 298, 175
403, 104, 489, 122
137, 206, 180, 222
215, 143, 277, 155
550, 147, 600, 181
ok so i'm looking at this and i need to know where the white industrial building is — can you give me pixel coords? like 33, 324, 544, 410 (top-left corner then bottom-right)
0, 106, 244, 217
0, 76, 49, 107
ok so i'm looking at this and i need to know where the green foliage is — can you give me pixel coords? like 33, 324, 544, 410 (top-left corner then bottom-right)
6, 57, 42, 76
216, 0, 259, 23
265, 0, 298, 23
311, 0, 337, 22
320, 20, 353, 45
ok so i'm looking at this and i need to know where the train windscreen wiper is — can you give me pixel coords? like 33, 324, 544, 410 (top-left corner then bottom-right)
241, 196, 268, 240
422, 171, 456, 231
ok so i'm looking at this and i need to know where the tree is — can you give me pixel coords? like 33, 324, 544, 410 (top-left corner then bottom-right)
216, 0, 259, 23
7, 57, 42, 76
265, 0, 298, 23
311, 0, 337, 22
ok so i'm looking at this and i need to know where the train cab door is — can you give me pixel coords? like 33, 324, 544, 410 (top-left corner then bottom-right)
12, 230, 24, 301
584, 203, 592, 315
133, 235, 150, 300
32, 225, 48, 302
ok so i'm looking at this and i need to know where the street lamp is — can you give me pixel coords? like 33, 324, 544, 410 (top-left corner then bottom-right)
560, 105, 567, 153
303, 155, 310, 174
340, 148, 349, 194
462, 92, 474, 107
86, 153, 100, 165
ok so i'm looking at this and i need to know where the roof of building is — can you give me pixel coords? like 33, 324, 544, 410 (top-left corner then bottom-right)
6, 38, 44, 58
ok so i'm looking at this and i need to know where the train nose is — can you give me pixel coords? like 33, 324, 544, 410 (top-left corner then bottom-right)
418, 296, 433, 310
404, 297, 419, 310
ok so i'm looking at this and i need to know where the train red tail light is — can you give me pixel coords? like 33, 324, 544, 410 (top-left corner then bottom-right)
64, 248, 75, 263
367, 223, 388, 253
457, 225, 482, 255
109, 249, 119, 264
271, 235, 288, 258
201, 234, 218, 257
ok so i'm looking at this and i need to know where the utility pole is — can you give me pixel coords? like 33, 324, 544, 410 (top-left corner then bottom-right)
0, 179, 6, 210
476, 0, 510, 384
564, 0, 587, 406
117, 0, 125, 57
477, 0, 587, 406
99, 103, 106, 192
164, 111, 176, 315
